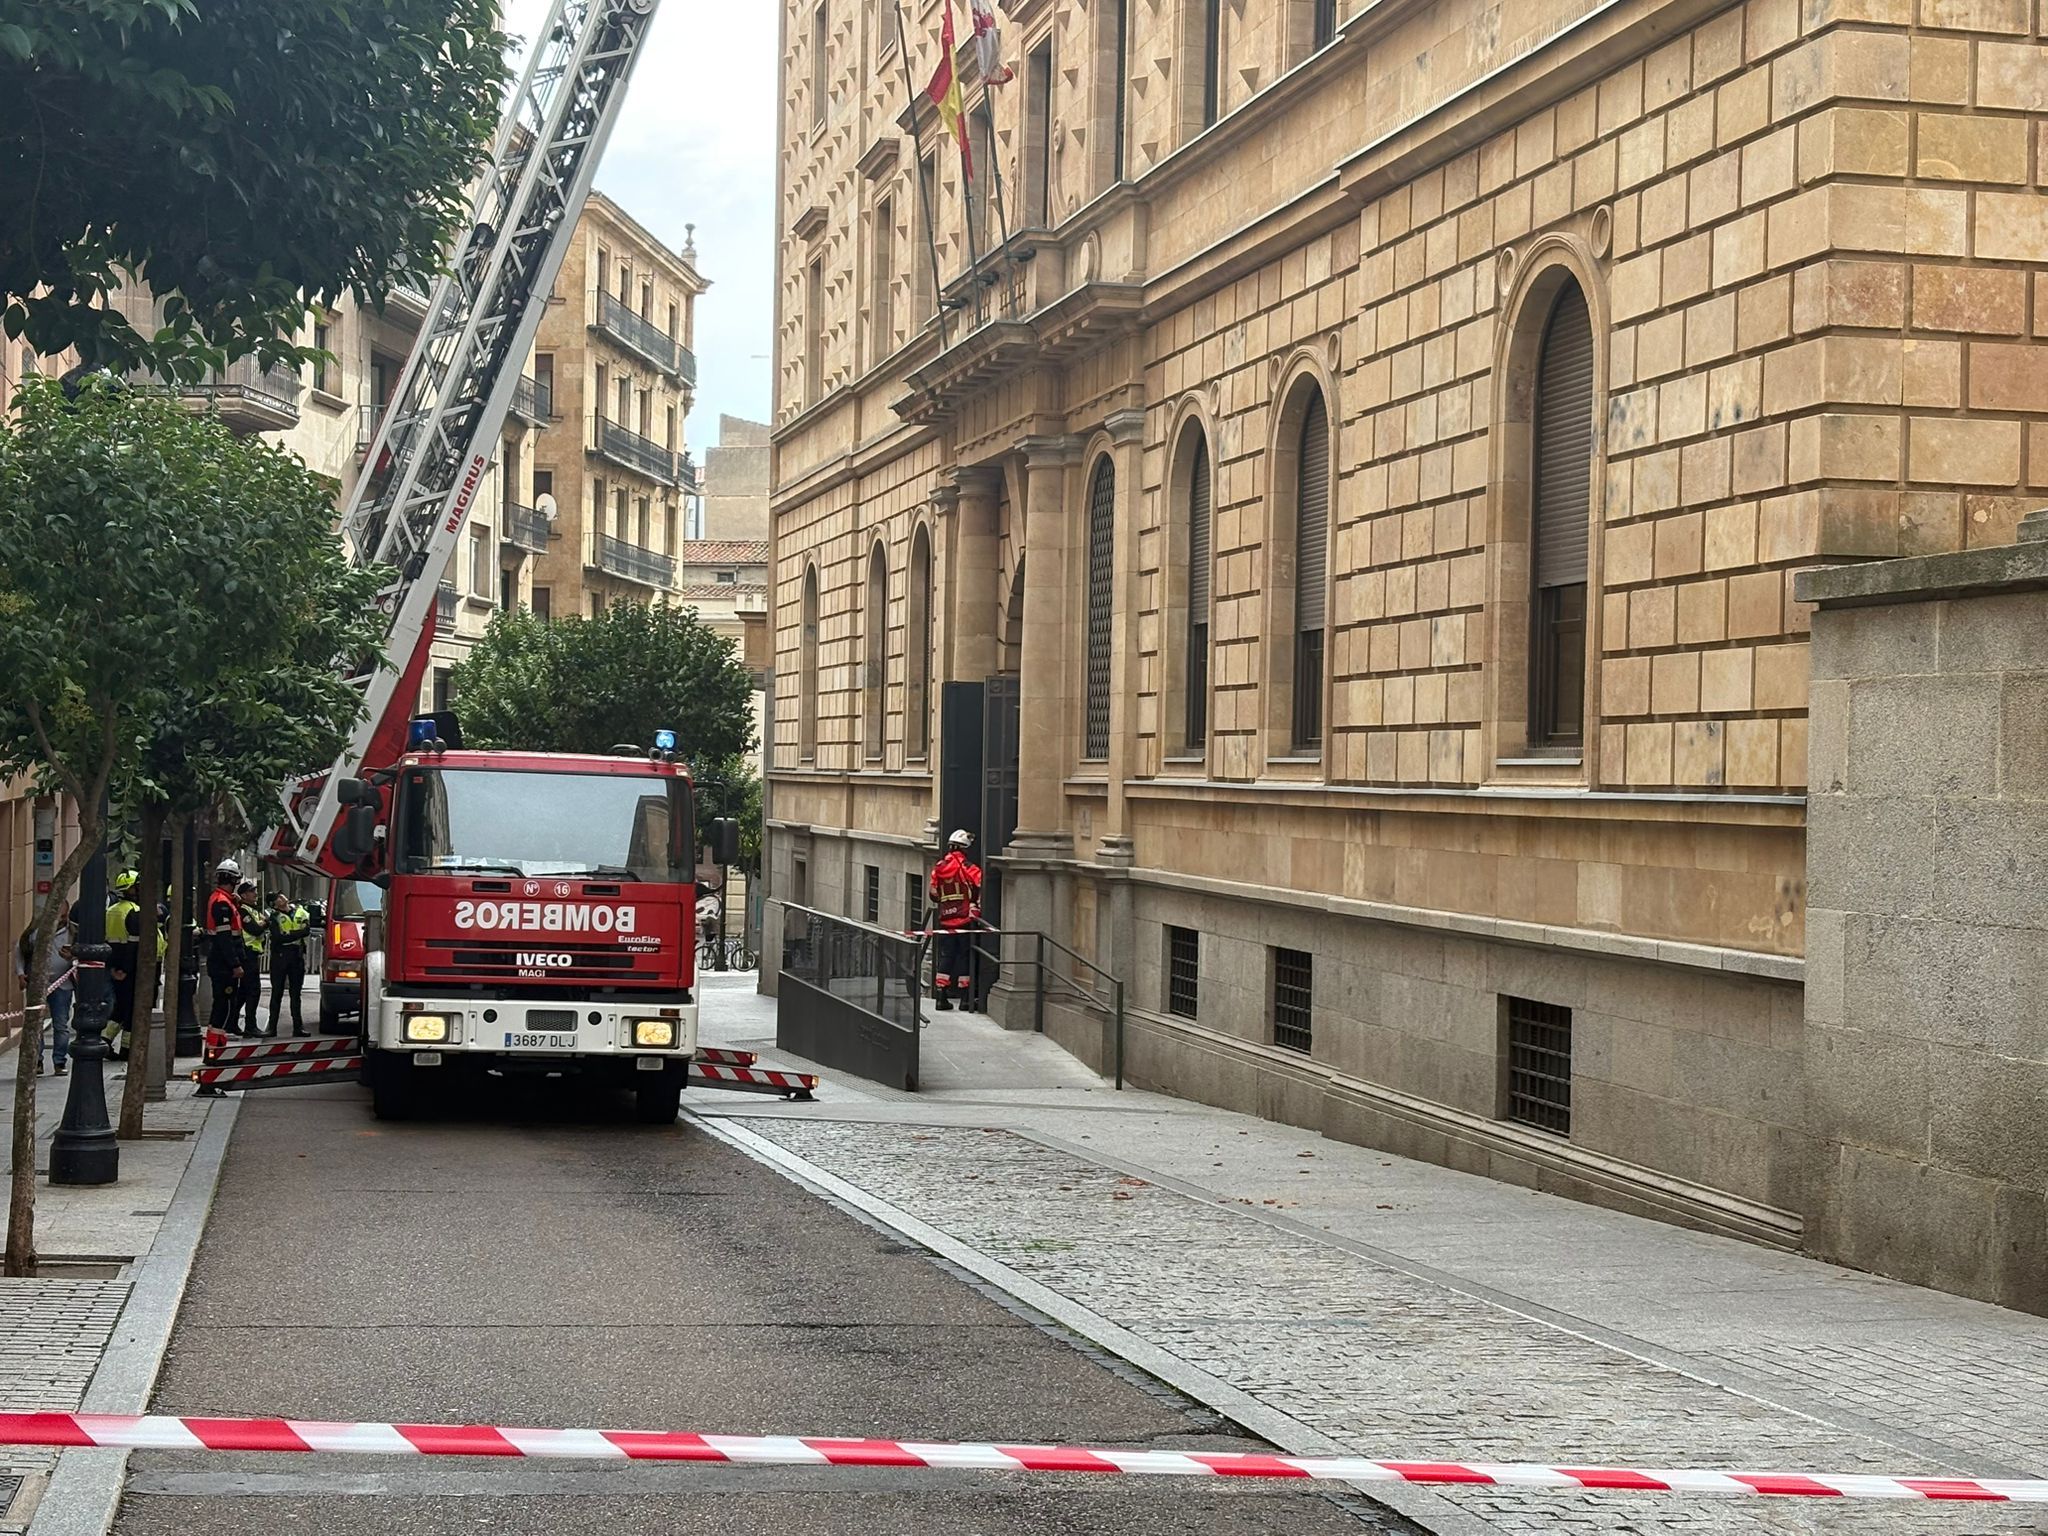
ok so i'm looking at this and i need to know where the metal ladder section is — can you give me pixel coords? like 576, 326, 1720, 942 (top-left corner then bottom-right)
279, 0, 662, 868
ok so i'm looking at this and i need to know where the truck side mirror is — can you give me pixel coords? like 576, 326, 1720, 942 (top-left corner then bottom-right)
335, 777, 377, 807
709, 817, 740, 868
331, 804, 379, 865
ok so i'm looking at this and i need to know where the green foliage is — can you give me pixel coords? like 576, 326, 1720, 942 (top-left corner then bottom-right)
696, 755, 762, 872
451, 602, 758, 776
0, 375, 385, 816
0, 0, 507, 374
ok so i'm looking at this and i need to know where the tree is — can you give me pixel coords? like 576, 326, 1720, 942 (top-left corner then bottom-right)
0, 0, 507, 374
451, 604, 757, 771
0, 376, 383, 1271
111, 569, 384, 1139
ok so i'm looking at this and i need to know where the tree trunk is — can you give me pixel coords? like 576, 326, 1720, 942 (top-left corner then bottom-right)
153, 815, 190, 1101
118, 803, 167, 1139
5, 814, 104, 1278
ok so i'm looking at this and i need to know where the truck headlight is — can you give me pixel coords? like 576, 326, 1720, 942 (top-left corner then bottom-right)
631, 1018, 676, 1048
403, 1015, 450, 1043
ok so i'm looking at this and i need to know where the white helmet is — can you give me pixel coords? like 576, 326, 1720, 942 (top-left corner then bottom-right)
947, 829, 973, 848
215, 857, 241, 878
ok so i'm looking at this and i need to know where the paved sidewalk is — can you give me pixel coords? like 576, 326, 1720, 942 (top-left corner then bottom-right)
690, 973, 2048, 1536
0, 1023, 234, 1536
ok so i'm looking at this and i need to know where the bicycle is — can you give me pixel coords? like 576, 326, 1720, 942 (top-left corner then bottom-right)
695, 933, 759, 971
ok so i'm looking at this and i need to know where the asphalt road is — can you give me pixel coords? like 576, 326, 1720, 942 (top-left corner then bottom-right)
114, 1079, 1395, 1534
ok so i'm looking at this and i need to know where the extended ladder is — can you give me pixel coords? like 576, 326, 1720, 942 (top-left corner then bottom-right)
277, 0, 662, 875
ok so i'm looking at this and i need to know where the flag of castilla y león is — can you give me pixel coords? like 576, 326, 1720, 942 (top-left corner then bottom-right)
926, 0, 1011, 180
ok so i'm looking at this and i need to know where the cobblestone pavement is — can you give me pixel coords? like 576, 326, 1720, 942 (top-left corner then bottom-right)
729, 1117, 2047, 1536
0, 1032, 228, 1533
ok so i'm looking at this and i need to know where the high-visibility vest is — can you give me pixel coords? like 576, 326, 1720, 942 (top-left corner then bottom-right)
238, 904, 266, 955
108, 898, 140, 941
205, 887, 242, 936
272, 906, 310, 948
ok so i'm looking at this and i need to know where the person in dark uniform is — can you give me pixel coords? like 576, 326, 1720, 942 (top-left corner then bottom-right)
204, 860, 247, 1037
235, 880, 267, 1035
105, 869, 141, 1060
266, 891, 312, 1037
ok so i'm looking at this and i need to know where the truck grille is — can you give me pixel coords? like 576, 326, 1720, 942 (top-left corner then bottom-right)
421, 938, 661, 981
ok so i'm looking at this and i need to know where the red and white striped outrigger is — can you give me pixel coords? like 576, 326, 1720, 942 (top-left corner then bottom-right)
194, 1030, 818, 1100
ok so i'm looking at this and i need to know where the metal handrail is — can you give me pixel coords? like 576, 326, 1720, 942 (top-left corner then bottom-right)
916, 918, 1126, 1090
591, 532, 674, 587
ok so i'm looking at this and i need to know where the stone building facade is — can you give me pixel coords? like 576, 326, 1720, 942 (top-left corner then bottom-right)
768, 0, 2048, 1285
530, 193, 708, 621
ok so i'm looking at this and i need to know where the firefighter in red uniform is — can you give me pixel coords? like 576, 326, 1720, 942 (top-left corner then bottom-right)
927, 830, 982, 1012
203, 859, 248, 1037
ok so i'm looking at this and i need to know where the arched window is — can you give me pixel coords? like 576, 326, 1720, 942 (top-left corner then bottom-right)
906, 524, 933, 760
863, 542, 888, 761
799, 564, 820, 763
1291, 390, 1330, 752
1174, 423, 1213, 752
1529, 280, 1592, 747
1083, 456, 1115, 761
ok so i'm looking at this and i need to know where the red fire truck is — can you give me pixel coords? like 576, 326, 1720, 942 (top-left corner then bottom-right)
322, 742, 709, 1122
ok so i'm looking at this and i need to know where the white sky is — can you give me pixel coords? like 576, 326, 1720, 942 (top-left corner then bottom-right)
502, 0, 778, 450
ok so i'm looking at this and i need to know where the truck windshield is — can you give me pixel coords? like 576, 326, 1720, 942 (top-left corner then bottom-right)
394, 767, 691, 883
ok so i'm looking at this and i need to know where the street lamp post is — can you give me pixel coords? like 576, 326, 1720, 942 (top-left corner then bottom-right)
49, 804, 119, 1186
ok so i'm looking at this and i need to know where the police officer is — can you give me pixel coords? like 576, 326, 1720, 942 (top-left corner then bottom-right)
927, 830, 983, 1012
106, 869, 141, 1060
204, 860, 247, 1037
266, 891, 312, 1037
235, 880, 267, 1035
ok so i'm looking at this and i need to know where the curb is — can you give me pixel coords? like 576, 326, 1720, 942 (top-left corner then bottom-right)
685, 1111, 1490, 1536
26, 1094, 240, 1536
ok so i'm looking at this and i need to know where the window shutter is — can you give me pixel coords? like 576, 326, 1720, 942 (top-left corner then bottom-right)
1084, 458, 1115, 760
1295, 394, 1329, 632
1187, 442, 1211, 622
1534, 283, 1594, 590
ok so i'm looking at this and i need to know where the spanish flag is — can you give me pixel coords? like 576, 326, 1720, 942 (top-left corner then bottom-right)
926, 0, 972, 179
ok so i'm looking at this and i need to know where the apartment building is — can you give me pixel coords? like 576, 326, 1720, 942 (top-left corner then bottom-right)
768, 0, 2048, 1304
530, 193, 709, 620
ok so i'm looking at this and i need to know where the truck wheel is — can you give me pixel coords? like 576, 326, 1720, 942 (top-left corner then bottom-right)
633, 1081, 682, 1125
367, 1052, 416, 1122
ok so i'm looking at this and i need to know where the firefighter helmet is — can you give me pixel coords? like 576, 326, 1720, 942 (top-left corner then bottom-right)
215, 857, 241, 879
112, 869, 139, 894
947, 829, 973, 849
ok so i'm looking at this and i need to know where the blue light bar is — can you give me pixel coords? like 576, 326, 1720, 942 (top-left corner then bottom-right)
409, 718, 436, 747
653, 729, 677, 753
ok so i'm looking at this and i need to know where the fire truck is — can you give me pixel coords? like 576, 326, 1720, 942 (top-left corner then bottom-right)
267, 0, 719, 1121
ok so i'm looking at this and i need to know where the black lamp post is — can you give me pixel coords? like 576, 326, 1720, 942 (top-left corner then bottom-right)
50, 803, 119, 1186
174, 822, 202, 1058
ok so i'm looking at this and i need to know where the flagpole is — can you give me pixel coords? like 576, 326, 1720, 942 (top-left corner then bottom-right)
949, 3, 989, 328
980, 72, 1022, 321
893, 0, 952, 352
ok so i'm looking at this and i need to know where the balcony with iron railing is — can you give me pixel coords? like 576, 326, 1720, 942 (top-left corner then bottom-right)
131, 355, 302, 435
501, 500, 551, 555
591, 532, 675, 589
436, 583, 458, 625
511, 374, 552, 426
592, 290, 693, 381
588, 413, 681, 487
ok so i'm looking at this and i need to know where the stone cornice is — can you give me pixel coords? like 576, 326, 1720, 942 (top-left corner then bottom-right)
855, 133, 901, 181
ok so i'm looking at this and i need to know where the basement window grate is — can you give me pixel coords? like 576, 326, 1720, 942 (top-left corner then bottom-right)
1272, 947, 1313, 1054
1505, 997, 1572, 1136
1166, 926, 1199, 1019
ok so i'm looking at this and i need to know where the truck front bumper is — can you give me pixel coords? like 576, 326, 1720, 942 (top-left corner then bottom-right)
369, 994, 699, 1069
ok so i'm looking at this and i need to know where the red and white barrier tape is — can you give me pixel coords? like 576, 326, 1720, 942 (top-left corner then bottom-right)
203, 1033, 357, 1065
0, 1413, 2036, 1500
686, 1063, 817, 1096
694, 1046, 759, 1067
193, 1055, 362, 1087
